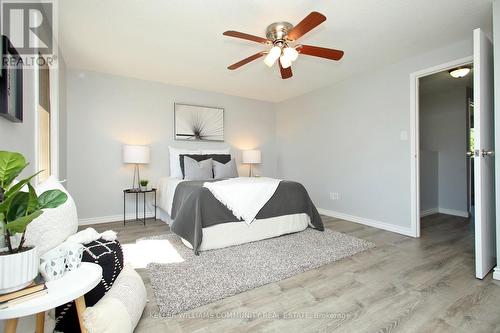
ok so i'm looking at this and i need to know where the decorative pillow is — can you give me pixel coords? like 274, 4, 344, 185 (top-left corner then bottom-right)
83, 265, 147, 333
179, 154, 231, 178
25, 176, 78, 256
168, 147, 201, 178
184, 157, 213, 180
213, 159, 238, 179
55, 238, 124, 333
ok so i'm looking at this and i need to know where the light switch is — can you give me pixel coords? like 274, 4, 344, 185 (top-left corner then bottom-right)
400, 131, 408, 141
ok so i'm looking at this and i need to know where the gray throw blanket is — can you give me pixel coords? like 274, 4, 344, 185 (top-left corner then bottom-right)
170, 180, 324, 254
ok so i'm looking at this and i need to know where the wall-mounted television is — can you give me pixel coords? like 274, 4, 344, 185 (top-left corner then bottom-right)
0, 35, 23, 123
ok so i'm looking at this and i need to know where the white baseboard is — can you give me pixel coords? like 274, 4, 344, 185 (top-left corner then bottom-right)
420, 207, 469, 218
493, 267, 500, 281
437, 208, 469, 218
318, 208, 415, 237
420, 208, 439, 217
79, 213, 156, 226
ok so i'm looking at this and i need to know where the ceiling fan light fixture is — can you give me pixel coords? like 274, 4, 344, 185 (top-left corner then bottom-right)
279, 55, 292, 68
283, 47, 299, 62
264, 46, 281, 67
449, 67, 471, 79
223, 11, 344, 79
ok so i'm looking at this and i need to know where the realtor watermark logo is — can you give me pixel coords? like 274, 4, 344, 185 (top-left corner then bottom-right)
1, 0, 58, 68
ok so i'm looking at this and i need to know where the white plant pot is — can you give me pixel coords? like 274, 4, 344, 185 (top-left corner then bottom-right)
0, 246, 39, 294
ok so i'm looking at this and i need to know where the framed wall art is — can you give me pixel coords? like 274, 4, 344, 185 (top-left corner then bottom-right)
174, 103, 224, 142
0, 35, 23, 123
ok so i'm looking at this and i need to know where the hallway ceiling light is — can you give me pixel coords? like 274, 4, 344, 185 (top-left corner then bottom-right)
449, 67, 471, 78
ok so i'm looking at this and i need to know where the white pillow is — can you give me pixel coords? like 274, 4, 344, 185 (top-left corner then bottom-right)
84, 265, 147, 333
201, 148, 231, 155
25, 176, 78, 256
168, 146, 201, 178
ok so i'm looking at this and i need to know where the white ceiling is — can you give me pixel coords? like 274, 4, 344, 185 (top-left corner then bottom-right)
59, 0, 492, 102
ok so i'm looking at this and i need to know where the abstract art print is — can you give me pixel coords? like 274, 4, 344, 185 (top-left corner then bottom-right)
174, 103, 224, 141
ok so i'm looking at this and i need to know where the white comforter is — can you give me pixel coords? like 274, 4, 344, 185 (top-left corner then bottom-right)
203, 177, 281, 224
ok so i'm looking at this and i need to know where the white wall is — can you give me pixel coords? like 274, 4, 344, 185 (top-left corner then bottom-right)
419, 87, 468, 216
419, 150, 439, 213
66, 69, 277, 221
275, 39, 473, 234
0, 61, 67, 183
0, 69, 37, 176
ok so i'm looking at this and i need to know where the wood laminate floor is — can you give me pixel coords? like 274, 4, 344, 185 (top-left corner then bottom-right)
87, 214, 500, 333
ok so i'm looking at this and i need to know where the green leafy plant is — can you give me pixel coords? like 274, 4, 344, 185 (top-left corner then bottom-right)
0, 151, 67, 254
139, 179, 149, 187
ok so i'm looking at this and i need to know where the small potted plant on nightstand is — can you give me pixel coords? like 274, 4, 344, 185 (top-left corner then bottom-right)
139, 179, 149, 191
0, 151, 68, 294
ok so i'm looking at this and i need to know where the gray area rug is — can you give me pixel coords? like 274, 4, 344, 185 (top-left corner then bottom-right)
147, 229, 374, 316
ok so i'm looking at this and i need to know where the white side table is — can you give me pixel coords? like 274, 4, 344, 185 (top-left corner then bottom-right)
0, 263, 102, 333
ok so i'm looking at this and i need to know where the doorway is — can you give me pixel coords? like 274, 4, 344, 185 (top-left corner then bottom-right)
409, 56, 474, 239
419, 66, 473, 221
410, 29, 495, 280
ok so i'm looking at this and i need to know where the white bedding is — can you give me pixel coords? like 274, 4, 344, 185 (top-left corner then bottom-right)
157, 176, 313, 252
157, 177, 183, 216
203, 177, 281, 224
181, 213, 311, 251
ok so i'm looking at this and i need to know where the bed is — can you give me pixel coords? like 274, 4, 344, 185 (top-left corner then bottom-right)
157, 176, 324, 254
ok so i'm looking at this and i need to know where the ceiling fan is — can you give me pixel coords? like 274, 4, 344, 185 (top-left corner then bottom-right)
223, 11, 344, 79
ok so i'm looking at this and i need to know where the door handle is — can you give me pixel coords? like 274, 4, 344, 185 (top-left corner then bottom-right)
466, 151, 473, 157
481, 149, 495, 157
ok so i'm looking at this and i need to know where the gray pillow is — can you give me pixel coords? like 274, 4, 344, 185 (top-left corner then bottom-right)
184, 157, 213, 180
213, 159, 238, 179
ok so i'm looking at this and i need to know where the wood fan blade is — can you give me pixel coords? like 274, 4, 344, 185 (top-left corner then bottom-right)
297, 45, 344, 60
278, 59, 293, 79
287, 12, 326, 41
223, 30, 269, 44
227, 51, 266, 70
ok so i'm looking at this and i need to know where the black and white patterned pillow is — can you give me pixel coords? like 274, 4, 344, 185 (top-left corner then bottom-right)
55, 239, 124, 332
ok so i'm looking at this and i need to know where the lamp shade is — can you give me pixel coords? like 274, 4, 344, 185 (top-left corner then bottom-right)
123, 145, 150, 164
242, 150, 261, 164
264, 46, 281, 67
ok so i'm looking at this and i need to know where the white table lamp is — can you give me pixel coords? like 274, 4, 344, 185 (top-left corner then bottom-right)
242, 149, 261, 177
123, 145, 150, 190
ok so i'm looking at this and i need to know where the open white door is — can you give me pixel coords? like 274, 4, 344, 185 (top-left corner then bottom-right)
473, 28, 496, 279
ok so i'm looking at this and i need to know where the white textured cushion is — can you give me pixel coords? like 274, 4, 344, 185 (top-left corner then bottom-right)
168, 146, 201, 178
66, 227, 101, 244
25, 176, 78, 256
84, 265, 147, 333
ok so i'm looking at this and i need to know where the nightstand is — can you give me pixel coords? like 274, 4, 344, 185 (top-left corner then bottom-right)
0, 263, 102, 333
123, 188, 157, 226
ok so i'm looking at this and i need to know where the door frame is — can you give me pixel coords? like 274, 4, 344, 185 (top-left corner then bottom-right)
410, 56, 473, 237
33, 57, 60, 184
32, 9, 60, 185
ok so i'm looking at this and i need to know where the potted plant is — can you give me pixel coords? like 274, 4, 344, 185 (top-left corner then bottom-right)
0, 151, 67, 293
139, 179, 149, 191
